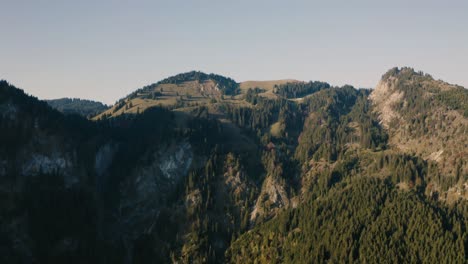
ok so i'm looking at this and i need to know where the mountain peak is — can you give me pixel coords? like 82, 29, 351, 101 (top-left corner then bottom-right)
94, 71, 240, 119
371, 67, 468, 179
381, 67, 432, 82
136, 71, 239, 97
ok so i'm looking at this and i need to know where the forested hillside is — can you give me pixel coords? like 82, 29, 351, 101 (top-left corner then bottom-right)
228, 177, 467, 263
0, 67, 467, 263
45, 98, 108, 117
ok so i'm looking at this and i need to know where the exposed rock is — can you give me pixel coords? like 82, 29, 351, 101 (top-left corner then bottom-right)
21, 153, 71, 176
427, 150, 444, 162
21, 152, 78, 187
369, 77, 404, 128
158, 141, 193, 180
117, 141, 194, 240
250, 175, 289, 223
371, 68, 468, 200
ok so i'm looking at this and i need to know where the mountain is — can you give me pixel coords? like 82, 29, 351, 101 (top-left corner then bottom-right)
0, 68, 467, 264
93, 72, 323, 120
94, 71, 240, 119
0, 79, 257, 263
227, 68, 468, 263
45, 98, 109, 117
371, 67, 467, 187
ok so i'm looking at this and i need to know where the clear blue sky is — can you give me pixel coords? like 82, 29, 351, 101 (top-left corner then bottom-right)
1, 0, 467, 104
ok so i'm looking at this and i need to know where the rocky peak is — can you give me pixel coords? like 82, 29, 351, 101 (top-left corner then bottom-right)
369, 75, 404, 128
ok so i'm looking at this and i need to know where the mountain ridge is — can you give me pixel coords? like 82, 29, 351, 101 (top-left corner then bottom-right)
0, 67, 467, 263
45, 97, 109, 117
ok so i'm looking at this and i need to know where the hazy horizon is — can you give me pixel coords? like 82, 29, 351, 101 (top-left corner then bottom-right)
2, 0, 467, 104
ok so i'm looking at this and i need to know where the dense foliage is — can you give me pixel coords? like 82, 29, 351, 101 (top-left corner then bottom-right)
128, 71, 240, 100
45, 98, 108, 117
437, 87, 468, 117
274, 81, 330, 98
159, 71, 239, 95
228, 178, 468, 263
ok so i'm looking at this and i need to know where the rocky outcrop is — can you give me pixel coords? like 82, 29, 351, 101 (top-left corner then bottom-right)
158, 141, 193, 180
117, 141, 194, 239
370, 67, 468, 201
369, 77, 404, 128
22, 153, 71, 176
250, 175, 289, 223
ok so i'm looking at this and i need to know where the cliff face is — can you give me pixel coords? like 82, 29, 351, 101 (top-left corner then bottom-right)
369, 76, 404, 129
116, 141, 195, 240
250, 175, 290, 223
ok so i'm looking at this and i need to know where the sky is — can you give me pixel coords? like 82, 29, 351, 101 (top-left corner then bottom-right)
1, 0, 467, 104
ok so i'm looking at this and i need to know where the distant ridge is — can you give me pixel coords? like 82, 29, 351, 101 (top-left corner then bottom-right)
45, 98, 109, 117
